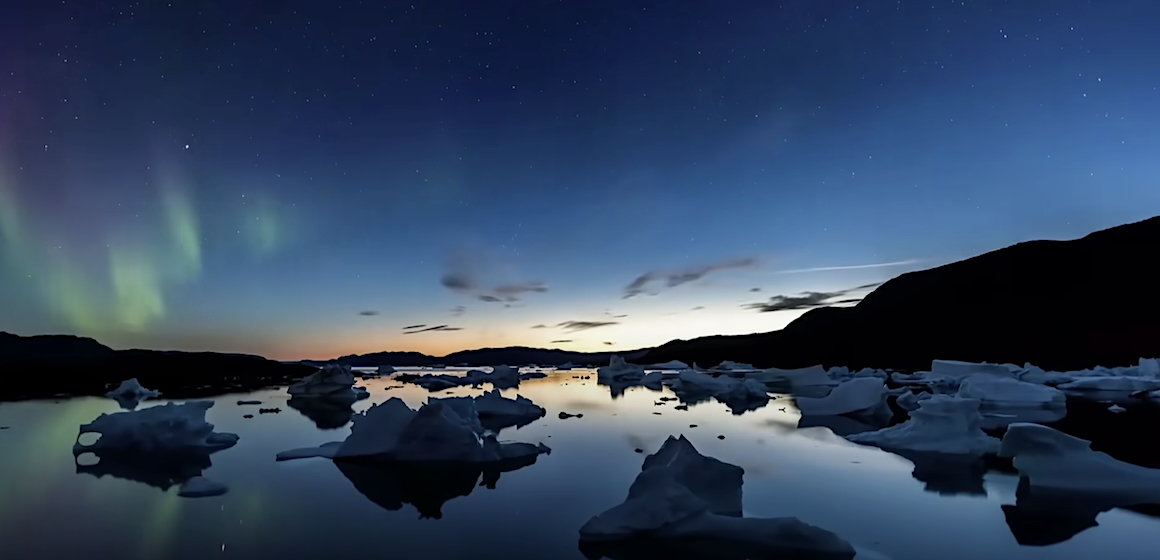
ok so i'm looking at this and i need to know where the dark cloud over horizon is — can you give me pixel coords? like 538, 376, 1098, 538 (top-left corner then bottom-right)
743, 283, 882, 313
557, 320, 618, 332
402, 324, 464, 334
358, 310, 380, 316
624, 257, 757, 299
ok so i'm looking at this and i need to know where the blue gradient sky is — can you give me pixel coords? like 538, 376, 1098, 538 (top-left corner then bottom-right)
2, 1, 1159, 359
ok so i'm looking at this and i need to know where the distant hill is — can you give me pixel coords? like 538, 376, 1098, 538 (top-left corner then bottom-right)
638, 216, 1160, 372
315, 346, 651, 367
0, 332, 316, 400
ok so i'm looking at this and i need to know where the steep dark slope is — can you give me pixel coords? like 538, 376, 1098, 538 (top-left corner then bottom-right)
639, 216, 1160, 371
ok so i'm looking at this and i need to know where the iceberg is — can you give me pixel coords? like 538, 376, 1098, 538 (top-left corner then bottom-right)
105, 378, 160, 409
599, 356, 646, 382
377, 364, 396, 375
1057, 376, 1160, 392
288, 364, 366, 397
957, 374, 1066, 406
795, 378, 885, 416
578, 435, 855, 560
1108, 404, 1126, 413
649, 360, 690, 370
930, 359, 1019, 381
669, 370, 770, 414
397, 365, 524, 392
74, 401, 239, 455
177, 476, 229, 498
998, 423, 1160, 503
895, 390, 932, 412
434, 390, 546, 432
556, 362, 577, 370
747, 365, 834, 387
846, 395, 1000, 456
276, 397, 550, 464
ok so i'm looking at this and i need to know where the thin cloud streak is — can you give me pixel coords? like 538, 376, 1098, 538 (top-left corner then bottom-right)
402, 325, 464, 334
776, 259, 918, 275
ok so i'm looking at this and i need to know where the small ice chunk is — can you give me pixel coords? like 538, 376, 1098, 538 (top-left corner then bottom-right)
377, 364, 396, 375
470, 389, 546, 421
649, 360, 690, 369
579, 435, 855, 559
106, 378, 160, 400
847, 395, 1000, 455
1057, 377, 1160, 392
556, 362, 577, 370
957, 374, 1066, 406
236, 400, 262, 405
1108, 404, 1126, 413
999, 423, 1160, 502
177, 476, 229, 498
795, 378, 885, 416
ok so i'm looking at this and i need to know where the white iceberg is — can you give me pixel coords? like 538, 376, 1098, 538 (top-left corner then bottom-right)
846, 395, 1000, 456
276, 397, 550, 464
470, 390, 546, 421
649, 360, 690, 370
177, 476, 229, 498
957, 374, 1066, 406
578, 435, 855, 559
795, 378, 886, 416
598, 356, 645, 382
288, 364, 364, 397
999, 423, 1160, 503
1057, 376, 1160, 392
74, 401, 239, 456
747, 365, 834, 387
670, 370, 770, 411
105, 378, 160, 409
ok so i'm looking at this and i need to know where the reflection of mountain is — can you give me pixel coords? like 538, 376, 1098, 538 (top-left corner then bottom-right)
287, 394, 368, 430
1002, 478, 1160, 546
333, 454, 544, 519
75, 451, 213, 491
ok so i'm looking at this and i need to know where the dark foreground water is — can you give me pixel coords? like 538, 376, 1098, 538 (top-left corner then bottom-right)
1, 369, 1157, 560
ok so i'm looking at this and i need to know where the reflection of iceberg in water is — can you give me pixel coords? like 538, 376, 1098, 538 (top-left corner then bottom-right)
796, 407, 894, 437
287, 392, 369, 430
1001, 478, 1160, 546
76, 450, 214, 491
334, 453, 545, 519
892, 450, 989, 496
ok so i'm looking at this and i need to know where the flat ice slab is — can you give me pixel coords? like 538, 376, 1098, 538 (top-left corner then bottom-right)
578, 435, 856, 560
796, 378, 886, 416
649, 360, 690, 370
846, 395, 1000, 456
1057, 376, 1160, 392
177, 476, 229, 498
957, 374, 1066, 406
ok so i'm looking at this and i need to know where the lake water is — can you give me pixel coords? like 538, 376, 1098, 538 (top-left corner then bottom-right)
1, 368, 1157, 560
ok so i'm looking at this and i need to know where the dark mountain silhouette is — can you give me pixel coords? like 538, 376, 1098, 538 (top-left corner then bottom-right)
0, 332, 316, 400
638, 216, 1160, 372
318, 346, 650, 367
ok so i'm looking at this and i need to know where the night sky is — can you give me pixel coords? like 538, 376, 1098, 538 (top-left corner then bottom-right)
2, 1, 1158, 359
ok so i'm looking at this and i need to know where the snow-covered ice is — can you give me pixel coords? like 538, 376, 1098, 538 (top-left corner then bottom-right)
846, 395, 1000, 456
957, 374, 1066, 406
795, 378, 886, 416
276, 397, 550, 464
999, 423, 1160, 503
578, 435, 855, 560
74, 401, 239, 455
177, 476, 229, 498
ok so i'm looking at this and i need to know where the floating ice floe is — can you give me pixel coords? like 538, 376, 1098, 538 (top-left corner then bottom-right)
454, 389, 546, 430
75, 401, 239, 455
827, 367, 889, 382
795, 378, 886, 416
669, 370, 770, 414
598, 356, 646, 382
288, 364, 369, 398
556, 362, 577, 370
648, 360, 690, 370
746, 364, 834, 387
895, 390, 932, 412
519, 371, 548, 380
846, 395, 1000, 455
377, 364, 396, 375
276, 397, 550, 463
105, 378, 161, 409
710, 360, 757, 373
1057, 376, 1160, 392
397, 365, 524, 391
956, 374, 1066, 406
177, 476, 229, 498
1108, 404, 1126, 413
999, 423, 1160, 504
578, 435, 856, 560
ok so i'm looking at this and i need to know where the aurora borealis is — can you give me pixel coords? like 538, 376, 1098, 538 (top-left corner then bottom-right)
2, 1, 1159, 359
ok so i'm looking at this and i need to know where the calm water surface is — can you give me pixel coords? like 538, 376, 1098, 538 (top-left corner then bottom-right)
1, 368, 1157, 560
